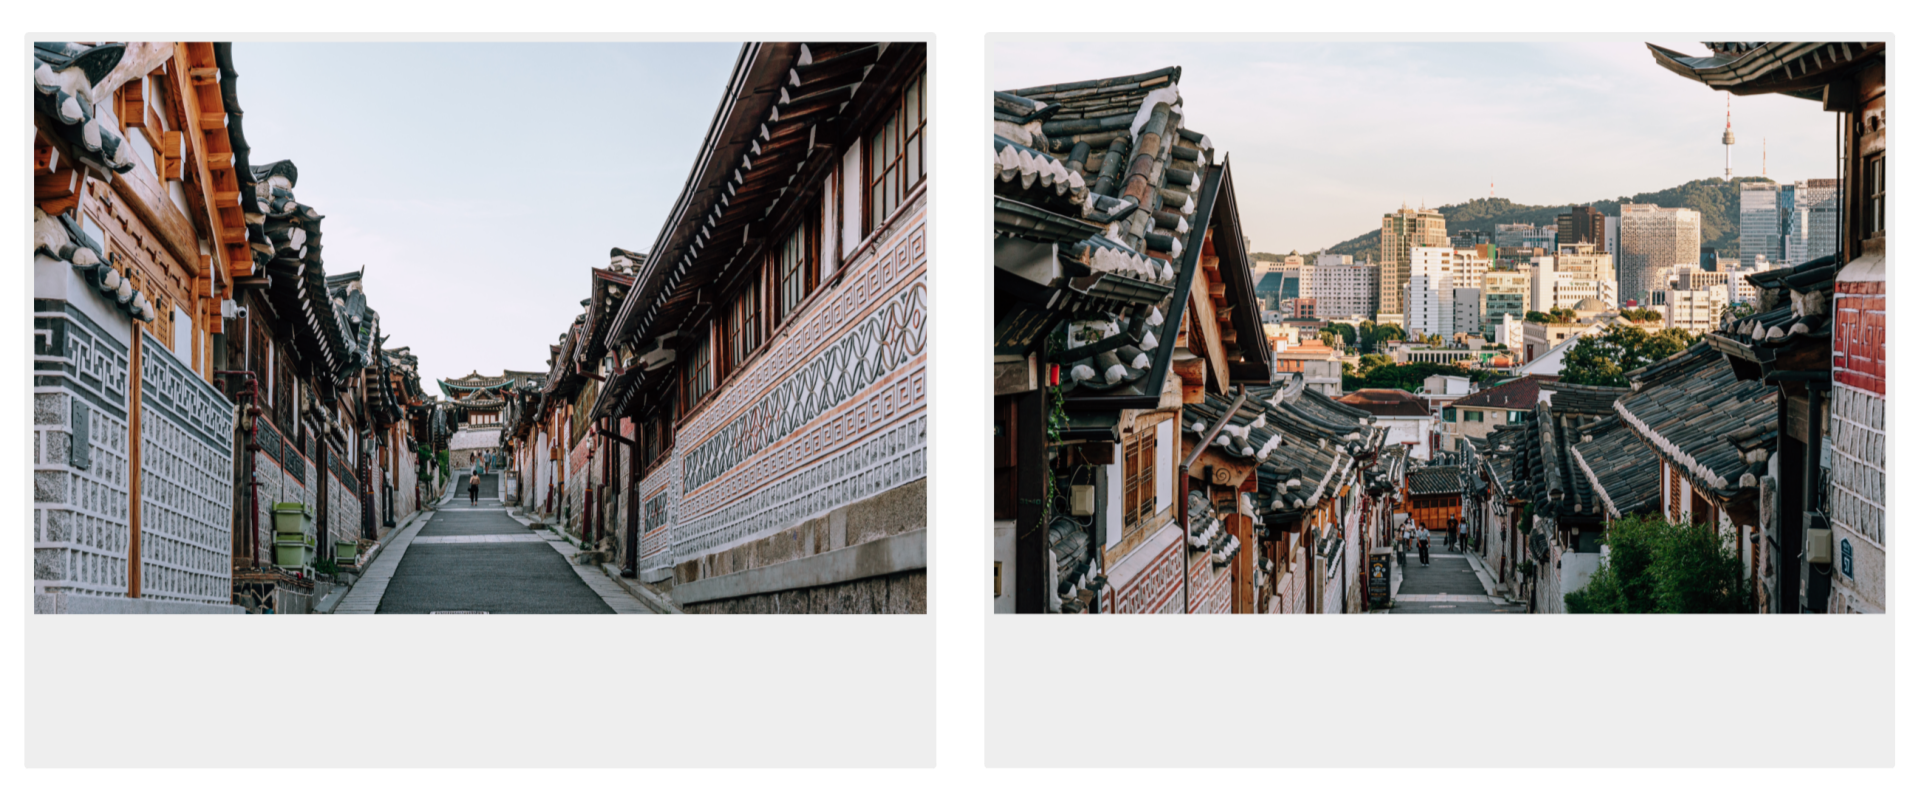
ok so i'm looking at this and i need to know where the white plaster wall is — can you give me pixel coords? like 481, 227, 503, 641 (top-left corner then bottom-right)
994, 520, 1016, 614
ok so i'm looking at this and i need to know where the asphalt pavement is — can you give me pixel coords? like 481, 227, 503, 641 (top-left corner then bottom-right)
372, 471, 618, 614
1390, 548, 1520, 615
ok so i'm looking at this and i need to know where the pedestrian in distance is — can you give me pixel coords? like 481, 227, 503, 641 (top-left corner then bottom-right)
469, 472, 481, 506
1417, 526, 1431, 566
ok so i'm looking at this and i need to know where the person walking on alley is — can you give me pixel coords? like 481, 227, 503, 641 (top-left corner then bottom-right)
469, 472, 481, 506
1417, 526, 1432, 566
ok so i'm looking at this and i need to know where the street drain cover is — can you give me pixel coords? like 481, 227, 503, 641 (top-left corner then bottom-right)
430, 610, 490, 614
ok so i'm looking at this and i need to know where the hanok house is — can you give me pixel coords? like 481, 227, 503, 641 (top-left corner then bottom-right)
1402, 465, 1463, 535
990, 66, 1275, 613
1652, 40, 1886, 614
1500, 391, 1613, 614
439, 370, 538, 473
1243, 379, 1386, 613
575, 42, 928, 613
1463, 426, 1529, 591
374, 345, 433, 522
33, 41, 243, 613
1612, 343, 1778, 611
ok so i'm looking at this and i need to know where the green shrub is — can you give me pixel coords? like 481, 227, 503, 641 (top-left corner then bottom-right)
1565, 514, 1750, 614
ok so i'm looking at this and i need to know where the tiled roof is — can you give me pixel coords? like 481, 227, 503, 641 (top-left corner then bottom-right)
1616, 343, 1777, 497
1568, 416, 1662, 518
1453, 375, 1555, 411
33, 207, 156, 321
1648, 42, 1885, 102
33, 42, 136, 176
1714, 254, 1837, 350
1338, 389, 1429, 418
1406, 466, 1462, 495
1547, 382, 1628, 416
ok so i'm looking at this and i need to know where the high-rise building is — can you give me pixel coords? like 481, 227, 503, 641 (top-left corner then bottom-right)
1379, 206, 1448, 316
1404, 246, 1455, 338
1314, 252, 1353, 267
1494, 222, 1557, 252
1604, 215, 1620, 262
1619, 203, 1702, 305
1556, 205, 1607, 252
1784, 178, 1839, 266
1700, 247, 1720, 272
1739, 181, 1783, 268
1481, 270, 1530, 339
1311, 261, 1377, 319
1451, 287, 1483, 342
1450, 246, 1489, 289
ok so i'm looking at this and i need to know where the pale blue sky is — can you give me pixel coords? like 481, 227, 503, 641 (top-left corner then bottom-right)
992, 40, 1842, 254
231, 42, 739, 393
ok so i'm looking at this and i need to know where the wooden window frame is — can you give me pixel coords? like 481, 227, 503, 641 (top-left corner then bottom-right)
772, 212, 818, 329
720, 277, 763, 382
863, 68, 927, 237
1867, 153, 1885, 237
682, 321, 715, 412
1122, 432, 1156, 530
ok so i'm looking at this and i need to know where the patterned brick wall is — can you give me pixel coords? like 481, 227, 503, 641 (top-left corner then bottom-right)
1830, 274, 1884, 613
33, 300, 133, 601
670, 211, 928, 567
136, 331, 234, 605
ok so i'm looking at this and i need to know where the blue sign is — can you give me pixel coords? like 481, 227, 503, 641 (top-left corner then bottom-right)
1840, 538, 1854, 580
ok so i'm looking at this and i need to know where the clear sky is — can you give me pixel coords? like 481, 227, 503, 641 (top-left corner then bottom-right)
231, 41, 740, 395
992, 40, 1842, 255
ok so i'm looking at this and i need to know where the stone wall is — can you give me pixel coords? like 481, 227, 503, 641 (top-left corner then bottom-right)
32, 298, 133, 602
135, 331, 234, 605
673, 478, 926, 586
1828, 385, 1884, 613
683, 569, 925, 614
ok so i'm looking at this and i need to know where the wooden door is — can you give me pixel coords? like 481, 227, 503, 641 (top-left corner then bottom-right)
993, 396, 1017, 520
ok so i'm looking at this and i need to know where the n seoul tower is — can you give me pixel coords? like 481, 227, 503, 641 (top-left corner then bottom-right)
1722, 96, 1736, 178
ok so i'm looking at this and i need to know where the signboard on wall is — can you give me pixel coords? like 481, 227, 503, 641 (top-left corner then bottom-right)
1368, 547, 1392, 607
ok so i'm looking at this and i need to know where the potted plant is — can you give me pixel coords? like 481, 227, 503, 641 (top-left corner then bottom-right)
272, 501, 312, 535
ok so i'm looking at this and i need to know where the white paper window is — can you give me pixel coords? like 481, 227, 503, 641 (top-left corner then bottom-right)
173, 305, 191, 357
840, 144, 862, 259
1155, 419, 1173, 513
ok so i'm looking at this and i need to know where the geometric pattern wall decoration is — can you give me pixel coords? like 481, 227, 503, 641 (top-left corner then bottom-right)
138, 331, 234, 605
672, 215, 930, 564
33, 301, 133, 599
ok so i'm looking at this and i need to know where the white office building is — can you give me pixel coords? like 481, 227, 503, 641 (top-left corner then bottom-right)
1313, 261, 1377, 319
1450, 247, 1489, 289
1666, 284, 1730, 333
1405, 246, 1456, 339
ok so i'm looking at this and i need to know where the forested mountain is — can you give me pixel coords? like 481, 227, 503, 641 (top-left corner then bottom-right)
1307, 177, 1761, 264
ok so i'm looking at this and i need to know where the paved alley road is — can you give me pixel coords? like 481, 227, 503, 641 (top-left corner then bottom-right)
1390, 550, 1520, 614
335, 472, 649, 614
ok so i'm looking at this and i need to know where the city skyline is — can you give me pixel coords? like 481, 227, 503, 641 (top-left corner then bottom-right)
991, 40, 1839, 255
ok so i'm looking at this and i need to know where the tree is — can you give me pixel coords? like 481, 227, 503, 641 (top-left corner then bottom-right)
1322, 322, 1358, 350
1342, 360, 1471, 393
1565, 515, 1751, 613
1558, 325, 1698, 387
1618, 307, 1664, 323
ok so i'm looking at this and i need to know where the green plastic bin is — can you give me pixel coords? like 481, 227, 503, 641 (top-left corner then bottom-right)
335, 540, 359, 565
272, 502, 312, 534
273, 541, 311, 569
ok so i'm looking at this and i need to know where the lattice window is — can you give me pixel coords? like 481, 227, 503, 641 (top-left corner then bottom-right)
1123, 432, 1155, 529
865, 69, 926, 235
773, 217, 815, 327
1867, 154, 1885, 236
684, 325, 714, 409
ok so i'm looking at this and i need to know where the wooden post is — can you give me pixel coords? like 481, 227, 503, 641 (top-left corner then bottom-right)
127, 283, 144, 598
1014, 384, 1048, 614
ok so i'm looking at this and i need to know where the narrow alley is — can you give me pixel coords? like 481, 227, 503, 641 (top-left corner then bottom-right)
1387, 546, 1520, 614
330, 472, 650, 614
